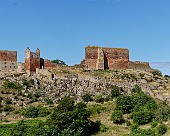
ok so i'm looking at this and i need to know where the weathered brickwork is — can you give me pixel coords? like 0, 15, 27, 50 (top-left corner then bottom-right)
83, 46, 150, 70
84, 46, 129, 70
25, 48, 41, 75
0, 50, 17, 72
43, 59, 57, 69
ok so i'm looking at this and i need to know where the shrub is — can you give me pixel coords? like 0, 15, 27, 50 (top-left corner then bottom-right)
111, 85, 121, 98
38, 107, 51, 117
87, 104, 107, 115
152, 70, 162, 77
94, 94, 104, 103
22, 106, 39, 118
157, 124, 167, 135
3, 80, 22, 90
44, 98, 53, 105
4, 98, 12, 104
3, 105, 12, 112
111, 110, 124, 124
131, 84, 142, 94
132, 108, 153, 125
99, 124, 108, 132
155, 102, 170, 122
82, 94, 93, 102
116, 95, 133, 114
0, 96, 3, 102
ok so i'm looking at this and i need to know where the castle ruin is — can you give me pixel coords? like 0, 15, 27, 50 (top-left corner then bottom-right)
0, 50, 17, 72
81, 46, 150, 70
0, 45, 151, 75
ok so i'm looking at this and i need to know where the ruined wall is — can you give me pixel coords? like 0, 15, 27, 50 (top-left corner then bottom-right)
128, 61, 151, 70
25, 48, 40, 75
102, 48, 129, 69
0, 50, 17, 72
43, 59, 57, 69
85, 46, 98, 70
84, 46, 129, 70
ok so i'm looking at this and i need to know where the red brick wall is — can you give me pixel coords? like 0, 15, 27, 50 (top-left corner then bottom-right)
0, 51, 17, 61
84, 46, 129, 70
44, 59, 57, 69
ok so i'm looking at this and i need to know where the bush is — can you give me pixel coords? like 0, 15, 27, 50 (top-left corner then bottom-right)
99, 124, 108, 132
38, 107, 51, 117
87, 104, 107, 115
44, 98, 53, 105
116, 95, 133, 114
94, 94, 104, 103
157, 124, 167, 135
21, 106, 39, 118
132, 108, 153, 125
3, 80, 22, 90
155, 102, 170, 122
82, 94, 93, 102
131, 84, 142, 94
152, 70, 162, 77
4, 98, 12, 104
111, 110, 124, 124
111, 85, 121, 98
3, 105, 12, 112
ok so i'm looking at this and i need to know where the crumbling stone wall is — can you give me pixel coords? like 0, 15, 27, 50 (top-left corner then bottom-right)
0, 50, 17, 72
25, 48, 40, 75
84, 46, 129, 70
129, 61, 151, 70
82, 46, 151, 71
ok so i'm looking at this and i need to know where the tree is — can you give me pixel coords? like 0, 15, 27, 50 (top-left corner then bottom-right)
51, 59, 67, 65
111, 110, 124, 124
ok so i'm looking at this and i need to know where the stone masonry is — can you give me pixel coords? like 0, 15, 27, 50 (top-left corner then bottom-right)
0, 50, 17, 72
81, 46, 150, 70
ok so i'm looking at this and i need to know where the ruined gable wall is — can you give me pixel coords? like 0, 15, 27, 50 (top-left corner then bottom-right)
85, 46, 99, 70
0, 50, 17, 72
102, 48, 129, 69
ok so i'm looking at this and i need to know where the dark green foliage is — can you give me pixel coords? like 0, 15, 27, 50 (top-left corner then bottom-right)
4, 98, 12, 104
51, 59, 67, 65
0, 95, 3, 102
111, 110, 124, 124
111, 85, 121, 98
116, 95, 133, 114
23, 79, 34, 88
86, 104, 107, 115
3, 105, 12, 112
22, 106, 39, 118
132, 108, 154, 125
155, 102, 170, 122
94, 94, 104, 103
131, 84, 142, 94
38, 107, 51, 117
152, 70, 162, 77
44, 98, 53, 105
46, 98, 100, 136
99, 124, 108, 132
20, 106, 51, 118
82, 94, 93, 102
157, 124, 167, 135
3, 80, 22, 90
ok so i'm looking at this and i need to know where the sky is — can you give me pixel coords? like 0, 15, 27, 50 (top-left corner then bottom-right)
0, 0, 170, 73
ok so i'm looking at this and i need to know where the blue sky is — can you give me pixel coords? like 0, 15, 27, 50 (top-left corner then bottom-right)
0, 0, 170, 73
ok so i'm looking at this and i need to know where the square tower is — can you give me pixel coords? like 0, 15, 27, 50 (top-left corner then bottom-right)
25, 47, 40, 75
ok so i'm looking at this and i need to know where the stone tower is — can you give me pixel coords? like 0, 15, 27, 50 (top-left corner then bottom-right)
25, 47, 40, 75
